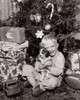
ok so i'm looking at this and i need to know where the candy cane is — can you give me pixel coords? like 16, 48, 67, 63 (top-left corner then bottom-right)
46, 3, 54, 20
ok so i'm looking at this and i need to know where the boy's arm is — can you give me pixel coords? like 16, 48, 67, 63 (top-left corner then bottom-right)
42, 56, 52, 67
43, 60, 52, 67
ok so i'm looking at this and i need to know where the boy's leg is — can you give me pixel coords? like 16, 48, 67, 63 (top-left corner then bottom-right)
40, 76, 61, 91
27, 76, 37, 88
35, 61, 43, 71
22, 64, 37, 87
32, 76, 60, 96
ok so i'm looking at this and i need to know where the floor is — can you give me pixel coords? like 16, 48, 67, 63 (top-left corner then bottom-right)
0, 79, 80, 100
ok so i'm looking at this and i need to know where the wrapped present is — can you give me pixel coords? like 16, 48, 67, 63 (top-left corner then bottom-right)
0, 59, 26, 81
0, 27, 25, 44
0, 41, 26, 59
0, 57, 24, 66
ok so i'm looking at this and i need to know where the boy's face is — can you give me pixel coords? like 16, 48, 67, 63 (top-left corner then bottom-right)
43, 40, 58, 56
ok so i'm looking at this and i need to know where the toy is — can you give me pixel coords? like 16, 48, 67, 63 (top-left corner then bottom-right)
65, 74, 80, 89
4, 79, 21, 96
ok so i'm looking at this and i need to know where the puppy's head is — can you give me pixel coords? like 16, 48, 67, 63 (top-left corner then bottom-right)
39, 48, 50, 59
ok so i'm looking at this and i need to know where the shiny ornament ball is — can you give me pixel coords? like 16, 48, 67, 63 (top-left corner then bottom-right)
44, 24, 52, 31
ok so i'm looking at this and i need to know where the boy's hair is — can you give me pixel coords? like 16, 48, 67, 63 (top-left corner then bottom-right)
40, 33, 57, 47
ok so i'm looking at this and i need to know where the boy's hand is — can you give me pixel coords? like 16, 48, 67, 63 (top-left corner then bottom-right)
66, 69, 73, 75
43, 56, 52, 63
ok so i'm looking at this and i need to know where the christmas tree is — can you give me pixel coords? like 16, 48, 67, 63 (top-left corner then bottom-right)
2, 0, 80, 61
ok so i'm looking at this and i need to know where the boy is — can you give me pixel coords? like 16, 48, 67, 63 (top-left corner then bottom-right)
22, 33, 65, 96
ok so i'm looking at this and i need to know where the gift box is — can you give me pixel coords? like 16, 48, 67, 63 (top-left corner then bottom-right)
0, 41, 26, 59
0, 41, 27, 81
0, 59, 26, 81
0, 57, 24, 66
0, 27, 25, 44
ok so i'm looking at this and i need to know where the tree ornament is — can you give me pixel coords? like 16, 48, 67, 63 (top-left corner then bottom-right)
46, 3, 54, 20
17, 0, 28, 3
30, 14, 35, 21
44, 0, 56, 5
35, 13, 42, 23
30, 13, 42, 23
44, 23, 52, 31
17, 0, 23, 2
56, 0, 63, 12
75, 13, 80, 22
12, 2, 18, 13
35, 30, 44, 38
